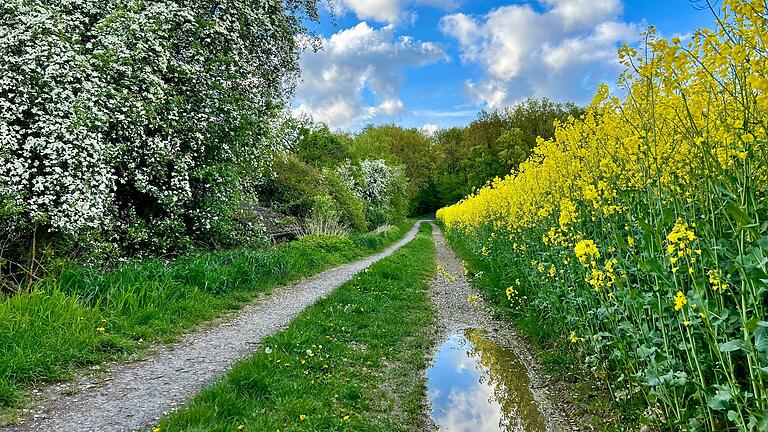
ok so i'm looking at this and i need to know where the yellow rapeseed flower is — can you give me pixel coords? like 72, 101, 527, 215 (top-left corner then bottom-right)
674, 291, 687, 311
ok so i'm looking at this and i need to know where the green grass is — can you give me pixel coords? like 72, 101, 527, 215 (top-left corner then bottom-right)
0, 220, 415, 408
440, 224, 640, 431
156, 223, 436, 432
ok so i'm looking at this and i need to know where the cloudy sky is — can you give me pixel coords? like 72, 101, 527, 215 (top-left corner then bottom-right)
294, 0, 714, 131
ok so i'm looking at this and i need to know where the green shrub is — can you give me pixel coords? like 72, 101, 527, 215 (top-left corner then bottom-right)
322, 170, 367, 232
263, 155, 328, 216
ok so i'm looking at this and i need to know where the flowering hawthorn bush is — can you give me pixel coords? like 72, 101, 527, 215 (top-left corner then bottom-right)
338, 159, 409, 227
0, 0, 321, 274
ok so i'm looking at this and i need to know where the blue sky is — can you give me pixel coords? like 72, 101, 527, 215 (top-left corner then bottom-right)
293, 0, 715, 132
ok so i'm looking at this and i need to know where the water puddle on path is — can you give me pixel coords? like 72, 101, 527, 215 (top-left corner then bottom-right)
427, 329, 547, 432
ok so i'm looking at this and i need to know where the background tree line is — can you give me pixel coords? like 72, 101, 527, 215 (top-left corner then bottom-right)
271, 98, 583, 224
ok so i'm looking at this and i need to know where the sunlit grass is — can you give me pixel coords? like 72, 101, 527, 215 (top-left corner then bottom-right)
156, 223, 436, 432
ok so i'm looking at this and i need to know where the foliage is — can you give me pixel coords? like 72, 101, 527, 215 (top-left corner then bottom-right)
156, 223, 435, 432
263, 154, 327, 217
301, 196, 352, 237
322, 170, 367, 232
351, 125, 435, 203
429, 99, 583, 211
438, 2, 768, 430
295, 125, 353, 168
0, 0, 321, 269
0, 220, 415, 407
337, 159, 409, 228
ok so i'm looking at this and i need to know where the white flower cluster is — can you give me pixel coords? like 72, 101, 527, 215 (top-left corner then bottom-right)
337, 159, 402, 205
0, 0, 318, 253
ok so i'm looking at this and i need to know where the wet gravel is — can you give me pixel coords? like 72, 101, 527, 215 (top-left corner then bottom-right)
426, 225, 569, 432
5, 222, 427, 432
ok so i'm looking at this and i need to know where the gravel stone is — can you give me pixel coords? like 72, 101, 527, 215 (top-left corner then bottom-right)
5, 222, 428, 432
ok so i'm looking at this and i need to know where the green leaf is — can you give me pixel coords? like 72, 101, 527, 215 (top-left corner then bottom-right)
719, 339, 745, 353
637, 345, 657, 358
745, 317, 760, 333
707, 387, 732, 411
756, 323, 768, 358
725, 202, 753, 226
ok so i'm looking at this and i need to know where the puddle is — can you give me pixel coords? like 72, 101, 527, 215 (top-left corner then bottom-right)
427, 329, 548, 432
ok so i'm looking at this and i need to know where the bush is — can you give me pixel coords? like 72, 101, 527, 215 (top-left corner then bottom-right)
0, 0, 322, 270
264, 155, 328, 217
322, 170, 367, 232
302, 196, 351, 237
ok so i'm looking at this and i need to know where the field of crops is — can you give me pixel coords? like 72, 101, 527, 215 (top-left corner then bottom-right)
437, 1, 768, 430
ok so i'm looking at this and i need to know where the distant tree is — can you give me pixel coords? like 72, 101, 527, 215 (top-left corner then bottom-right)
427, 99, 583, 209
351, 125, 435, 213
295, 126, 353, 168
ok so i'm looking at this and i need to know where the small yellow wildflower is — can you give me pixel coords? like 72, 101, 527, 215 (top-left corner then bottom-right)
568, 331, 583, 343
238, 425, 246, 431
708, 269, 729, 293
96, 327, 106, 333
569, 332, 578, 343
299, 414, 308, 421
505, 286, 517, 300
674, 291, 687, 311
343, 415, 350, 421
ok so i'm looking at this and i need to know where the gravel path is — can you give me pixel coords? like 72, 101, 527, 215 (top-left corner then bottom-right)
5, 222, 428, 432
427, 225, 568, 432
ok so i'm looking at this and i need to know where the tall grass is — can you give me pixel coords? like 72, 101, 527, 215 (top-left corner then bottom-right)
0, 220, 414, 407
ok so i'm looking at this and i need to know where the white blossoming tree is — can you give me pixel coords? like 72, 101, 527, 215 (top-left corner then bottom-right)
0, 0, 321, 281
337, 159, 408, 228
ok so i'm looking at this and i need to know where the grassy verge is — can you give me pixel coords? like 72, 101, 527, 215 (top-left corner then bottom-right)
0, 220, 415, 408
440, 225, 639, 431
156, 223, 436, 432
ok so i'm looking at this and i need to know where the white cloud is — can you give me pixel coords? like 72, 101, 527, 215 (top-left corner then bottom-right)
420, 123, 439, 135
440, 0, 639, 108
332, 0, 462, 24
334, 0, 402, 23
294, 22, 447, 129
543, 0, 623, 30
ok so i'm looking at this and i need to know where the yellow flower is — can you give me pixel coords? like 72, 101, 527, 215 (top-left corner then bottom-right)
299, 414, 308, 421
237, 425, 246, 431
152, 428, 161, 432
674, 291, 687, 311
569, 332, 578, 343
343, 415, 350, 421
708, 269, 729, 293
574, 240, 600, 264
505, 286, 518, 300
96, 327, 106, 333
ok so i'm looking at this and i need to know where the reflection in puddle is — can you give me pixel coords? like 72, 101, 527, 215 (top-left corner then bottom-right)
427, 329, 547, 432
